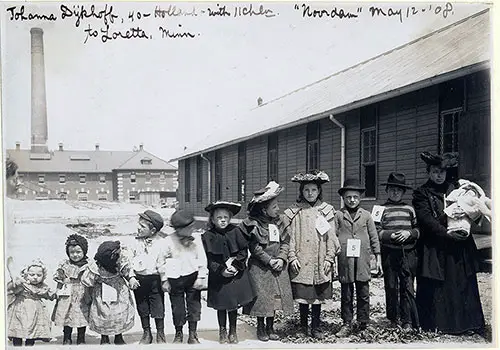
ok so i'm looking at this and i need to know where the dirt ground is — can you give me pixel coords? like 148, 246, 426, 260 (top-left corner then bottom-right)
240, 272, 493, 345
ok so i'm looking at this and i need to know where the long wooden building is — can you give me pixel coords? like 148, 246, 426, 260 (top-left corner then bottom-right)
171, 10, 491, 220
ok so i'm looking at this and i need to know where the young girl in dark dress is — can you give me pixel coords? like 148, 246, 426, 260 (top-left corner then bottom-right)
202, 201, 256, 344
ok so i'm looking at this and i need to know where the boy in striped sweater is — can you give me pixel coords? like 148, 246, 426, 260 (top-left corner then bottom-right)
375, 172, 419, 330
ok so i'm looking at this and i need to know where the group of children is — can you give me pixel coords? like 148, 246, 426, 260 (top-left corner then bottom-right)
7, 169, 425, 346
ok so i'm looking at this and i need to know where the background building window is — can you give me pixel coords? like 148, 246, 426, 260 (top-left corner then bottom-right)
141, 158, 152, 165
185, 159, 191, 202
98, 192, 108, 201
360, 105, 378, 198
145, 172, 151, 184
99, 174, 106, 184
79, 174, 86, 184
196, 156, 203, 202
129, 191, 138, 201
215, 150, 222, 201
306, 121, 320, 171
59, 174, 66, 184
130, 172, 136, 184
59, 192, 68, 200
38, 174, 45, 185
439, 78, 464, 154
77, 192, 88, 201
268, 133, 278, 181
238, 142, 246, 202
160, 172, 166, 184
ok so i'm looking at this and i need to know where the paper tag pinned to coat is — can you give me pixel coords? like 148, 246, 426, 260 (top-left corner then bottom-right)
268, 224, 280, 243
102, 283, 118, 303
371, 205, 385, 223
225, 257, 236, 269
315, 215, 331, 236
57, 284, 71, 297
346, 238, 361, 258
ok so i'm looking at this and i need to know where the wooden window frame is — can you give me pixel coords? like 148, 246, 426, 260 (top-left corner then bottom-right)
238, 142, 246, 202
196, 156, 203, 202
360, 106, 378, 199
306, 121, 320, 172
185, 159, 191, 203
268, 133, 278, 182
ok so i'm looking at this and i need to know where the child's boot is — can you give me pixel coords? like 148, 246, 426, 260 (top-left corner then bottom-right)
219, 327, 228, 344
336, 322, 352, 338
139, 316, 153, 344
297, 304, 309, 337
12, 338, 22, 347
100, 335, 110, 345
257, 317, 269, 341
228, 310, 238, 344
188, 321, 200, 344
77, 327, 86, 345
25, 339, 35, 346
63, 326, 72, 345
311, 304, 324, 339
266, 317, 280, 341
173, 326, 183, 344
114, 334, 126, 345
155, 318, 166, 343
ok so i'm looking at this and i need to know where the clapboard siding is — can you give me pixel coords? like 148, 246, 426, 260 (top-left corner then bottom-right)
177, 70, 489, 217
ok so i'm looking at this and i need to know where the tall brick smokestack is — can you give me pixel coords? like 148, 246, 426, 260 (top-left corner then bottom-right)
30, 27, 48, 153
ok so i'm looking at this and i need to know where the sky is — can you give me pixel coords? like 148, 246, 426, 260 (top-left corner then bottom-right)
1, 1, 490, 165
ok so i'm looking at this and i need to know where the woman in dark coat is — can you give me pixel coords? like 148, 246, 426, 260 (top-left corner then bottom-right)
240, 181, 294, 342
201, 201, 256, 344
412, 152, 485, 335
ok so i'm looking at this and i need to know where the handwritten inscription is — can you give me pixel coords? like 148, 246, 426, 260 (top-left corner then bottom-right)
5, 2, 458, 44
295, 4, 360, 19
6, 5, 57, 21
369, 3, 454, 23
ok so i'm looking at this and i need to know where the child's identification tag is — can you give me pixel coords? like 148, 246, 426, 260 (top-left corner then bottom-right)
102, 283, 118, 303
346, 239, 361, 258
315, 215, 331, 236
57, 284, 71, 297
371, 205, 385, 223
268, 224, 280, 243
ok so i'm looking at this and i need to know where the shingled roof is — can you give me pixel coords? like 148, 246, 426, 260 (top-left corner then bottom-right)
171, 9, 490, 162
6, 148, 177, 173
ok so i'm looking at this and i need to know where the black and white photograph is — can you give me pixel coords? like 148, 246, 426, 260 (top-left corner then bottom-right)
1, 1, 495, 348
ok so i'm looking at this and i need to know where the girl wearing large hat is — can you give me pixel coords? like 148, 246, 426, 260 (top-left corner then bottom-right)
240, 181, 294, 342
201, 201, 256, 344
412, 152, 486, 335
285, 170, 340, 339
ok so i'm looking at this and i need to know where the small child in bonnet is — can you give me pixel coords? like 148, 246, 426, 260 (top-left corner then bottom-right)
444, 179, 492, 239
7, 259, 57, 346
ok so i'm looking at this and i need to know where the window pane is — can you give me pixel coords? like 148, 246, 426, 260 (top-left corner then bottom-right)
364, 165, 376, 197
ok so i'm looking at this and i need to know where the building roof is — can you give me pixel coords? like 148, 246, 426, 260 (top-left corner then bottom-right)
171, 9, 490, 162
7, 148, 177, 173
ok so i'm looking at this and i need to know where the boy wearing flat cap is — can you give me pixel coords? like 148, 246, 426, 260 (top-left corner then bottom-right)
375, 172, 419, 330
162, 209, 208, 344
126, 210, 169, 344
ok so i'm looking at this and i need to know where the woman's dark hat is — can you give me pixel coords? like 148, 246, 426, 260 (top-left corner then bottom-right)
380, 172, 413, 190
420, 151, 459, 169
139, 210, 164, 232
204, 201, 242, 216
170, 209, 195, 229
291, 170, 330, 184
338, 179, 365, 196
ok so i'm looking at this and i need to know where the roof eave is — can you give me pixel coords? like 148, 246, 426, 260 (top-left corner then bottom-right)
170, 61, 489, 162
